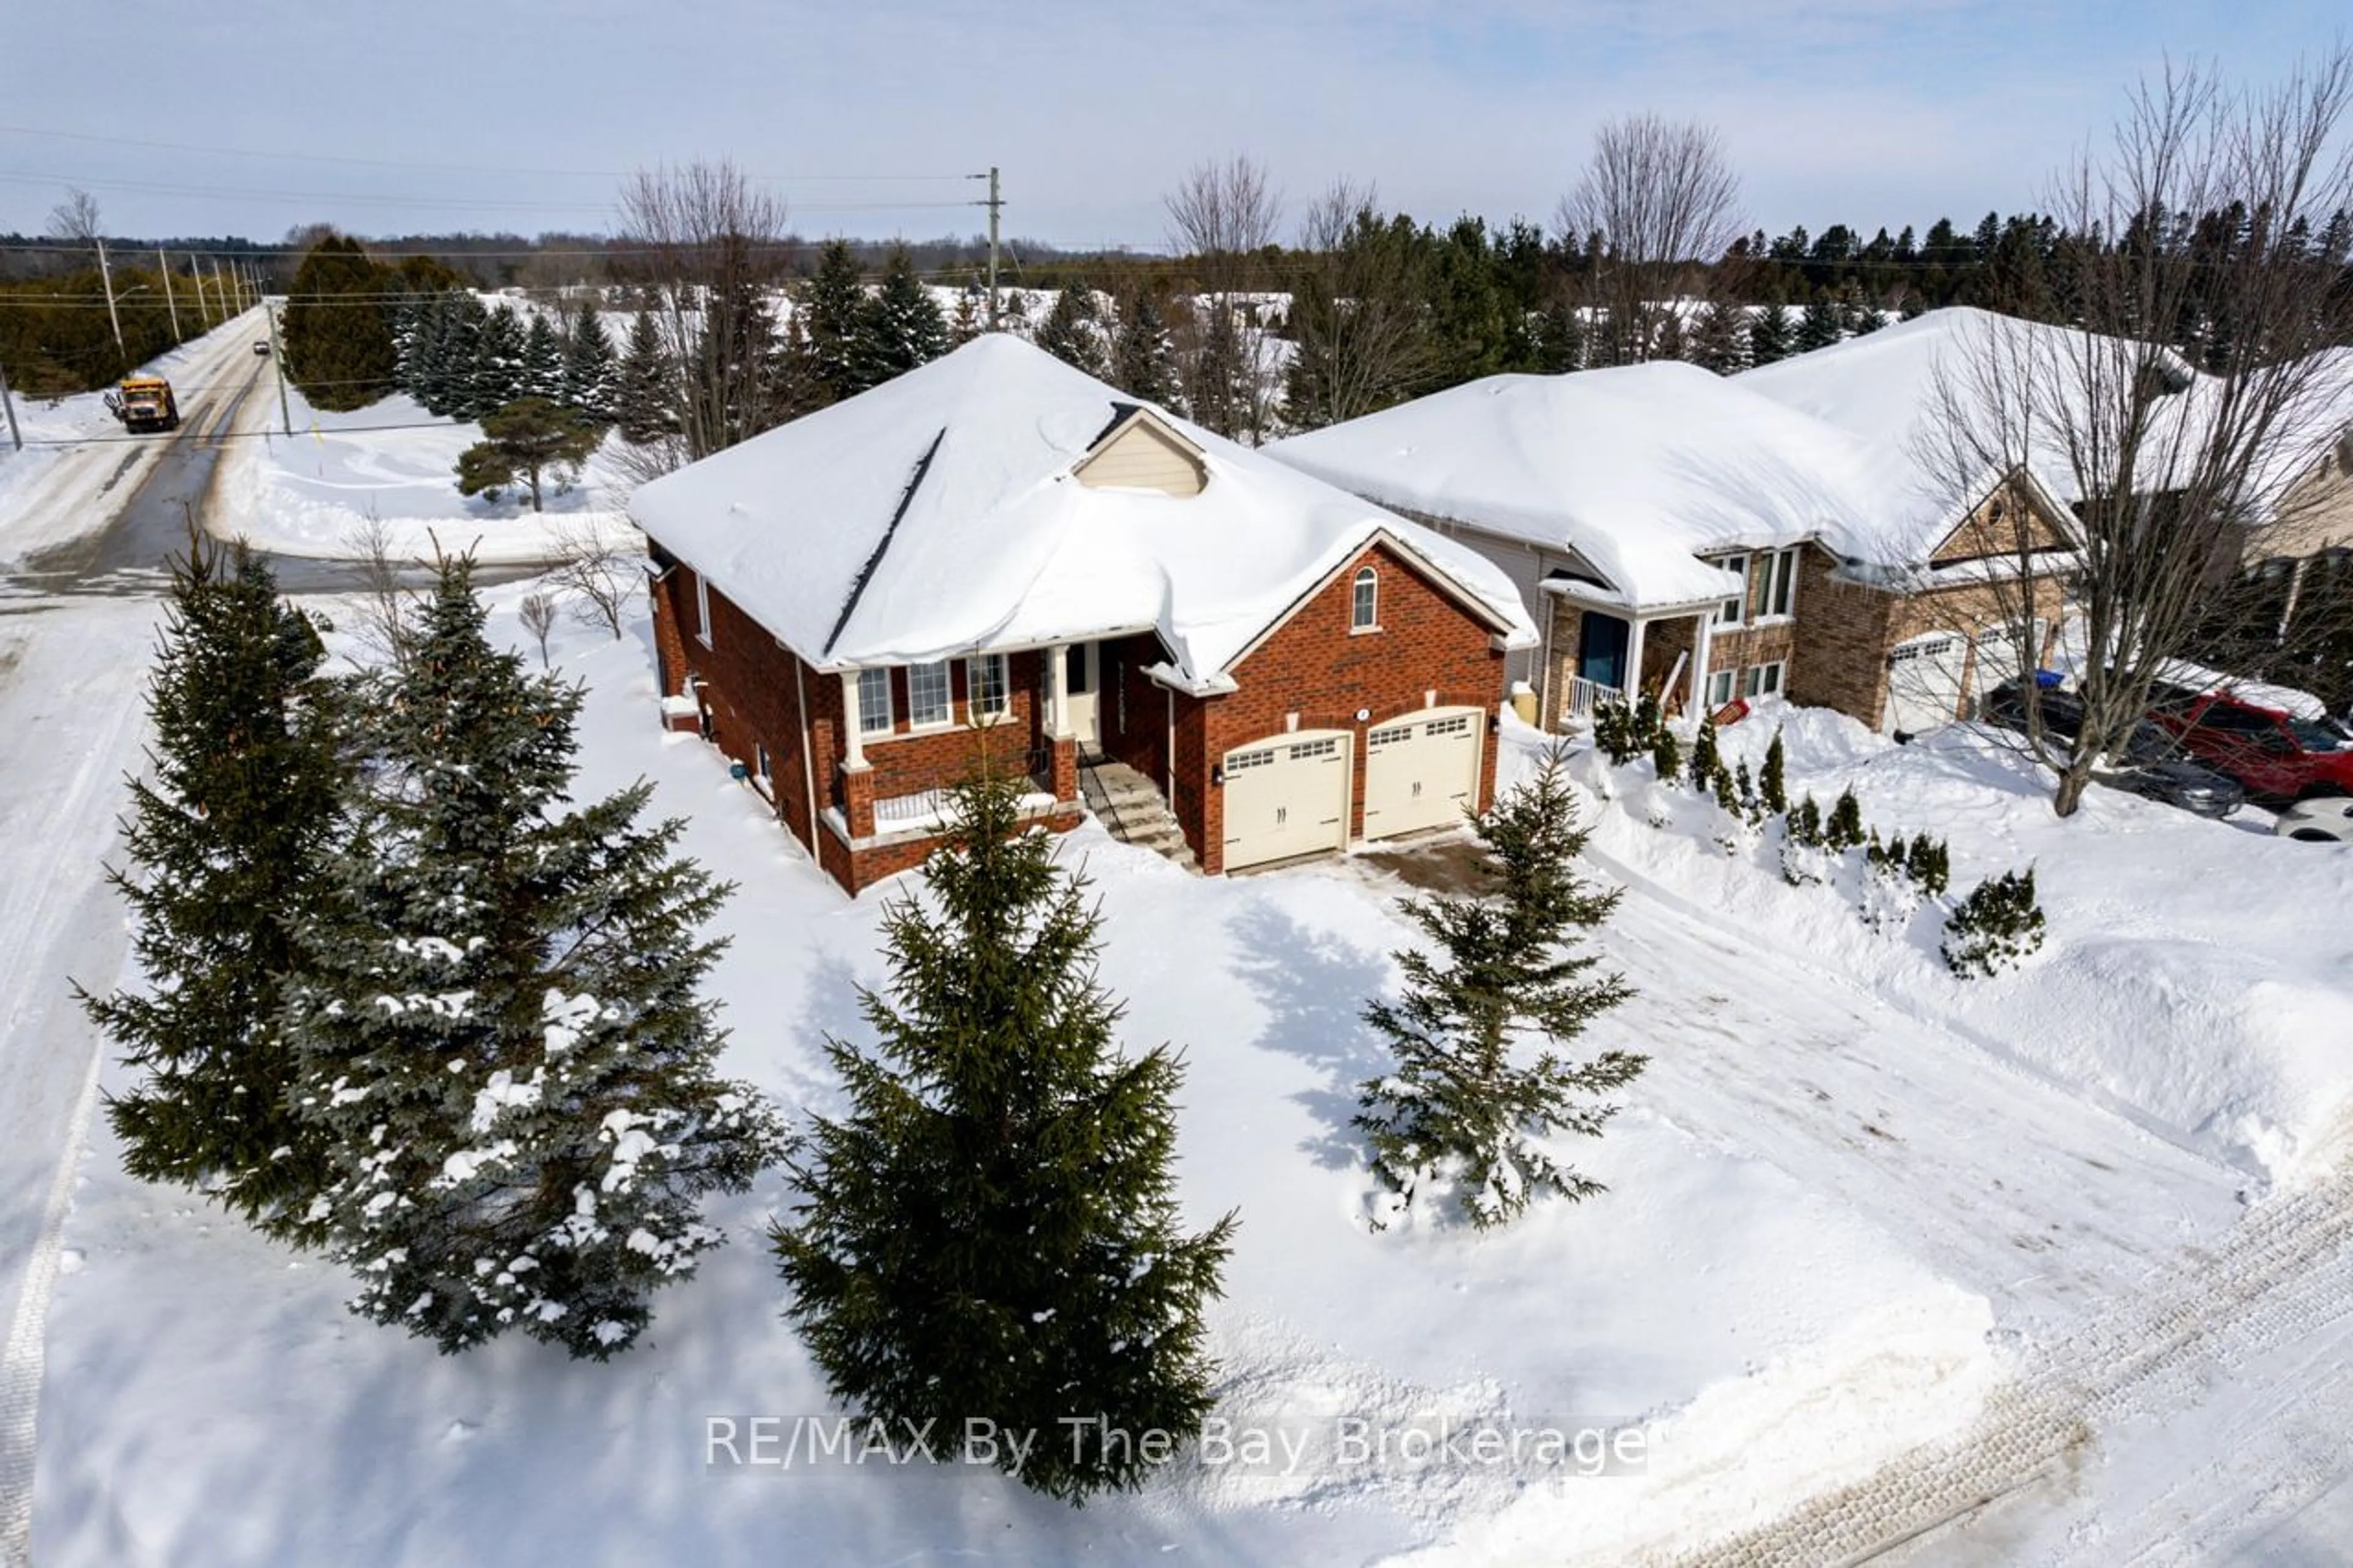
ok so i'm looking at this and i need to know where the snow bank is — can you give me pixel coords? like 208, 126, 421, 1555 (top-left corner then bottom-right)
211, 386, 638, 565
1565, 700, 2353, 1185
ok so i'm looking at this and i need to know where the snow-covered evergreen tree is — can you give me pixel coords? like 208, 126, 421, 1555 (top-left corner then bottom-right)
284, 562, 782, 1358
81, 537, 345, 1241
861, 244, 949, 382
614, 309, 675, 445
800, 239, 870, 405
561, 301, 618, 419
520, 311, 565, 402
1796, 295, 1846, 353
1111, 289, 1179, 406
1748, 302, 1795, 366
774, 762, 1235, 1501
1034, 279, 1108, 379
1355, 746, 1643, 1230
470, 305, 527, 419
1686, 298, 1750, 374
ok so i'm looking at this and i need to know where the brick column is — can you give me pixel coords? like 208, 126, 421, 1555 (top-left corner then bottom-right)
841, 763, 876, 840
1050, 735, 1078, 803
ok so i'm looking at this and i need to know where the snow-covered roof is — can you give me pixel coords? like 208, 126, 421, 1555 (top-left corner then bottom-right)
629, 335, 1534, 681
1267, 360, 1936, 605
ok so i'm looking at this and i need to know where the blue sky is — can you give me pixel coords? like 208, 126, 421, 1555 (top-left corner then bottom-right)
1, 1, 2343, 250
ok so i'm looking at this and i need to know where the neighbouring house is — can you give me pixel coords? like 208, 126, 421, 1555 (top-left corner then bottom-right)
629, 333, 1536, 895
1269, 352, 2077, 740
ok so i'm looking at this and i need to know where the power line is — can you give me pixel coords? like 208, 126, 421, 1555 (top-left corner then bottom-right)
0, 169, 985, 216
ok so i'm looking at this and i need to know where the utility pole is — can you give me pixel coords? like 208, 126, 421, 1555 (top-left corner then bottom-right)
0, 358, 22, 453
266, 299, 292, 436
97, 237, 126, 363
157, 248, 182, 341
191, 255, 210, 327
973, 166, 1002, 331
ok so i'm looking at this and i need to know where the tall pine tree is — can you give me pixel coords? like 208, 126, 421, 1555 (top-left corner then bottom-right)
614, 309, 675, 444
562, 301, 618, 419
774, 763, 1235, 1501
519, 310, 566, 403
861, 244, 950, 383
282, 233, 396, 412
469, 305, 527, 420
1034, 279, 1108, 379
800, 238, 871, 405
282, 562, 781, 1358
81, 536, 346, 1241
1355, 747, 1643, 1230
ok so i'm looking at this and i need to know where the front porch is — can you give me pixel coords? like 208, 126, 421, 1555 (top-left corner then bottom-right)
1542, 583, 1723, 730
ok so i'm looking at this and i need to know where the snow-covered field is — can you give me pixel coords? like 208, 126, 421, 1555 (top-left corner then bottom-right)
17, 565, 2349, 1564
213, 379, 638, 566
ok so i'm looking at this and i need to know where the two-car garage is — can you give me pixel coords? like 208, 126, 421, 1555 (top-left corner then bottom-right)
1219, 707, 1484, 873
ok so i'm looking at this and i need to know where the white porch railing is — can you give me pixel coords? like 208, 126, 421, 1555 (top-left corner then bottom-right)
873, 786, 955, 830
1560, 676, 1625, 726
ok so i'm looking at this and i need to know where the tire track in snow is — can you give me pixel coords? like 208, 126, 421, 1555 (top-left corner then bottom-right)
1667, 1129, 2353, 1567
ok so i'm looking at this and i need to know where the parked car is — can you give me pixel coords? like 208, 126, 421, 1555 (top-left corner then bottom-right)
1980, 682, 2246, 819
2275, 797, 2353, 843
2144, 683, 2353, 803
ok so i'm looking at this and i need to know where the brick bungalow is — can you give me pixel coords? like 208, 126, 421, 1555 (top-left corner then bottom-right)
629, 334, 1536, 895
1272, 342, 2078, 739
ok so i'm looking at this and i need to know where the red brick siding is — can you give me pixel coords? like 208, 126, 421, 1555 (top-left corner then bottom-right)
1201, 542, 1505, 874
854, 651, 1050, 802
650, 563, 818, 852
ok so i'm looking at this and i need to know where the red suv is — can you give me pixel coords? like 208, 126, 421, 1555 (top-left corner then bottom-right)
2146, 684, 2353, 803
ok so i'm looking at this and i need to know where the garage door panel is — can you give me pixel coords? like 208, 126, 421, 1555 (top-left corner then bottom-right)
1363, 708, 1482, 839
1222, 732, 1351, 871
1886, 635, 1967, 738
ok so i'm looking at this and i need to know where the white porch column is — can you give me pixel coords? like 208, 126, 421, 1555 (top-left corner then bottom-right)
841, 670, 866, 767
1047, 642, 1074, 740
1624, 615, 1648, 702
1689, 611, 1715, 718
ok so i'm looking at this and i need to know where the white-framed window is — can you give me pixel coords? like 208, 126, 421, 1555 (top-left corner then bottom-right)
1757, 547, 1798, 619
755, 742, 773, 781
1707, 668, 1737, 708
1715, 552, 1749, 627
856, 667, 893, 736
1351, 566, 1379, 632
694, 574, 713, 649
1743, 661, 1786, 699
967, 653, 1010, 720
907, 661, 952, 728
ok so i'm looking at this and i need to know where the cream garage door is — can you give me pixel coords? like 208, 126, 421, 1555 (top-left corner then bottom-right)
1222, 731, 1352, 871
1364, 708, 1482, 839
1885, 633, 1969, 738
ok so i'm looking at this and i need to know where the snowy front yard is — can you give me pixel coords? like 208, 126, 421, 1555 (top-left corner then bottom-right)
32, 589, 2351, 1565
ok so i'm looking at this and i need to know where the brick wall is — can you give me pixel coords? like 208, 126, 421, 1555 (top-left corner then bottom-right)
1198, 542, 1506, 874
650, 562, 819, 852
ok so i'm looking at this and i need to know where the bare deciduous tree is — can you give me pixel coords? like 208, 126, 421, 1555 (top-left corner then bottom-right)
614, 159, 793, 475
1163, 156, 1281, 442
46, 187, 102, 244
1556, 116, 1745, 365
550, 519, 635, 640
1922, 52, 2353, 816
519, 592, 559, 668
1285, 180, 1447, 431
341, 510, 426, 673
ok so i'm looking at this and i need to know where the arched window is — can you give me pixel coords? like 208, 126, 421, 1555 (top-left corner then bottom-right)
1351, 566, 1378, 631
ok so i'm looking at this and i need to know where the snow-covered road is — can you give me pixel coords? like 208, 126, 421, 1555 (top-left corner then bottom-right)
0, 600, 161, 1564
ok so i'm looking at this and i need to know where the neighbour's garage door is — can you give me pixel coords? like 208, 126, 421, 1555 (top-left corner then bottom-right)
1364, 708, 1482, 840
1222, 730, 1352, 871
1885, 633, 1968, 738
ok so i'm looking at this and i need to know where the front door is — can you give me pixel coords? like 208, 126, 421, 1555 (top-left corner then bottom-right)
1066, 642, 1103, 756
1577, 612, 1630, 689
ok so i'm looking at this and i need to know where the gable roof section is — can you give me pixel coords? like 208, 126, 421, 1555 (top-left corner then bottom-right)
1267, 360, 1931, 603
628, 334, 1535, 682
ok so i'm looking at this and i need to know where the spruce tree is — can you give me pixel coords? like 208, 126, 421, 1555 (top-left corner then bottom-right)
1825, 786, 1865, 850
1355, 747, 1643, 1230
1748, 302, 1795, 366
1035, 279, 1108, 379
81, 537, 345, 1241
861, 244, 950, 384
1111, 289, 1180, 405
1760, 728, 1790, 816
283, 562, 781, 1358
470, 305, 526, 420
520, 311, 566, 403
800, 238, 871, 404
1686, 298, 1749, 374
774, 762, 1235, 1501
1688, 714, 1724, 793
561, 303, 618, 418
615, 309, 675, 445
1796, 295, 1846, 352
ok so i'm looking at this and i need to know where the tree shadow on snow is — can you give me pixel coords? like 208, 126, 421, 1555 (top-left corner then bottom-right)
1224, 901, 1395, 1172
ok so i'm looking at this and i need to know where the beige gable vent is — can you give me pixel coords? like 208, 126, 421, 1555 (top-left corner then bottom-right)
1073, 409, 1207, 498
